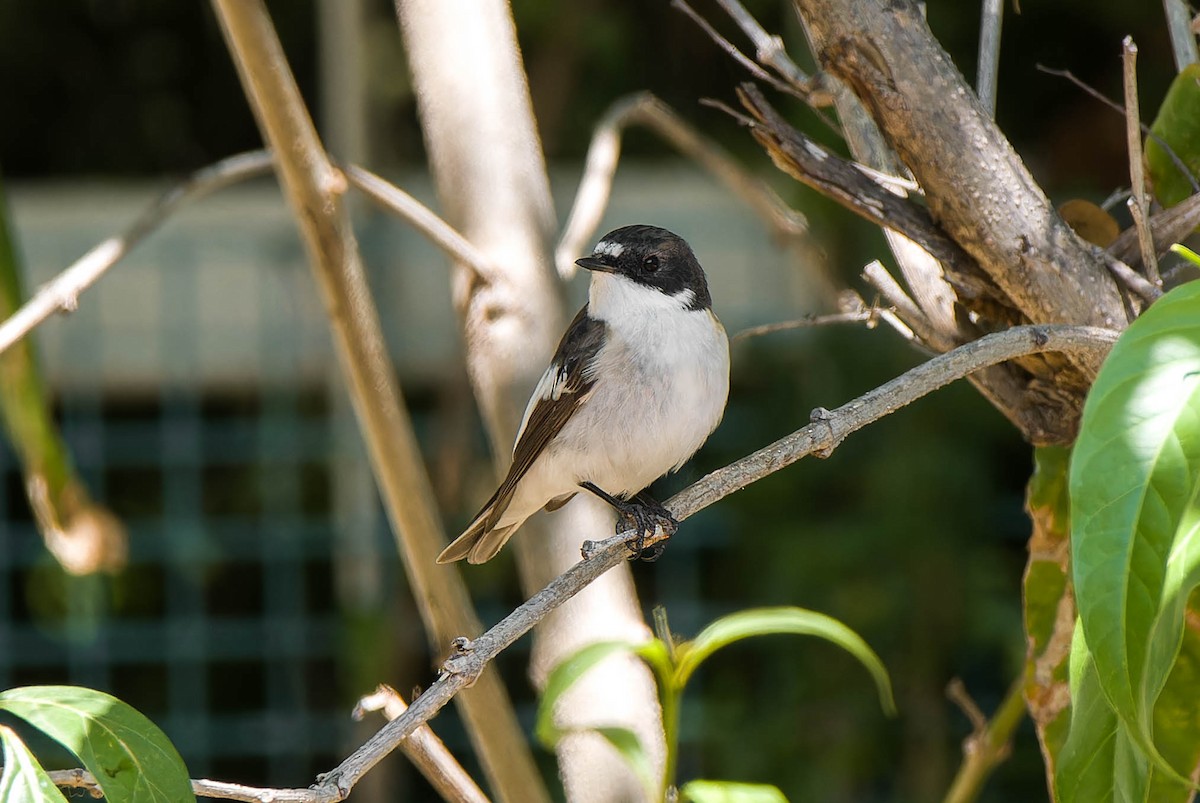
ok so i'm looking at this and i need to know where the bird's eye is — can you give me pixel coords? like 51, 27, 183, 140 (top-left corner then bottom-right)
642, 255, 660, 273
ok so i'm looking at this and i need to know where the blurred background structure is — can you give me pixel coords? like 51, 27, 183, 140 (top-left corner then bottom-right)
0, 1, 1179, 801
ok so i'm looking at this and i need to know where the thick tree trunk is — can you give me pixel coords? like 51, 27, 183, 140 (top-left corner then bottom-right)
788, 0, 1130, 443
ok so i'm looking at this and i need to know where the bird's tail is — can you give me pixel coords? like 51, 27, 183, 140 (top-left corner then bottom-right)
437, 503, 527, 564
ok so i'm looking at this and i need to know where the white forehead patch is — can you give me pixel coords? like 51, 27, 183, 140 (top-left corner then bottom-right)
593, 240, 624, 258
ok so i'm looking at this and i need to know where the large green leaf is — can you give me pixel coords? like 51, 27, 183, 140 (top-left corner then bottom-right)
1056, 622, 1149, 803
672, 607, 895, 715
1069, 280, 1200, 781
0, 686, 194, 803
680, 779, 789, 802
0, 725, 70, 803
1147, 64, 1200, 208
1146, 618, 1200, 801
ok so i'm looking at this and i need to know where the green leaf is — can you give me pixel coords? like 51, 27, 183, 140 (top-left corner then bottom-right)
535, 639, 650, 747
0, 686, 194, 803
672, 607, 895, 715
1171, 244, 1200, 269
0, 725, 70, 803
1069, 279, 1200, 781
680, 779, 790, 802
1147, 64, 1200, 208
1023, 446, 1075, 778
593, 726, 658, 798
1146, 617, 1200, 801
1056, 621, 1149, 803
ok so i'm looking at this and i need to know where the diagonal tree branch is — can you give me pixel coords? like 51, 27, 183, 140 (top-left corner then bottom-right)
0, 150, 274, 356
0, 154, 496, 359
48, 322, 1119, 802
317, 323, 1118, 798
207, 2, 542, 800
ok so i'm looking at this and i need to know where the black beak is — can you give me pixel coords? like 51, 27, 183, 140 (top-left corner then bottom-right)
575, 255, 618, 274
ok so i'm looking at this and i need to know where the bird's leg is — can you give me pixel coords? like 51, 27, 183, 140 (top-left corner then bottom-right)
578, 482, 678, 561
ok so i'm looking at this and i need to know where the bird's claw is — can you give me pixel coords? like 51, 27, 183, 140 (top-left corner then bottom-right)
617, 501, 678, 562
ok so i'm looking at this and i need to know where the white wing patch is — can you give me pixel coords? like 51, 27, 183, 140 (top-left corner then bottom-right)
593, 239, 624, 258
514, 361, 565, 454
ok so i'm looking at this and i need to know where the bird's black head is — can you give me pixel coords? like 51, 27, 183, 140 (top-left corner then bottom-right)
575, 225, 712, 310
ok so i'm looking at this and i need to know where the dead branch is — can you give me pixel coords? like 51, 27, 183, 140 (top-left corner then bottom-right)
355, 685, 490, 803
1121, 37, 1159, 285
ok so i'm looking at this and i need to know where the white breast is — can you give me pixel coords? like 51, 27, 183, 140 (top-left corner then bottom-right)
552, 274, 730, 495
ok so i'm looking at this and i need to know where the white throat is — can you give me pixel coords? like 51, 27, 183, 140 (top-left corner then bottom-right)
587, 273, 695, 323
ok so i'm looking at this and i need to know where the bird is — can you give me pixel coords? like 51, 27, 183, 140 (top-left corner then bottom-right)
437, 224, 730, 564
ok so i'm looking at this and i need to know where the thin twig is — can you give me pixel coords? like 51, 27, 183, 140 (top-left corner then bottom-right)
554, 92, 830, 298
1122, 37, 1160, 286
946, 679, 989, 733
862, 260, 946, 351
671, 0, 805, 100
710, 0, 819, 97
976, 0, 1004, 116
48, 323, 1120, 802
355, 685, 490, 803
344, 165, 495, 281
1037, 64, 1200, 195
1109, 190, 1200, 269
1164, 0, 1200, 71
1102, 253, 1163, 303
0, 151, 274, 356
48, 769, 317, 802
942, 674, 1030, 803
0, 156, 498, 359
732, 308, 888, 343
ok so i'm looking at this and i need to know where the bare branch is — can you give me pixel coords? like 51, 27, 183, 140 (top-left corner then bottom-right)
1122, 37, 1160, 285
554, 92, 827, 296
862, 259, 944, 350
1102, 253, 1163, 304
731, 306, 908, 344
316, 323, 1118, 796
49, 768, 318, 802
1036, 64, 1200, 195
0, 151, 273, 356
344, 165, 496, 281
710, 0, 821, 98
355, 685, 490, 803
671, 0, 806, 100
1164, 0, 1200, 71
0, 155, 497, 358
976, 0, 1004, 116
48, 323, 1118, 802
734, 85, 983, 290
1109, 191, 1200, 268
792, 0, 1126, 365
942, 675, 1030, 803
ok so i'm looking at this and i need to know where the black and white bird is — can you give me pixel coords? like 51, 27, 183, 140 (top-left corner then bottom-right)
437, 225, 730, 564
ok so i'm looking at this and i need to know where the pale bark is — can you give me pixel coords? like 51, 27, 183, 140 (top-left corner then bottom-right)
394, 1, 665, 800
208, 3, 543, 802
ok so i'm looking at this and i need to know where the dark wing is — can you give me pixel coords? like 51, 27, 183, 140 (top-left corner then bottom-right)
475, 305, 606, 530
